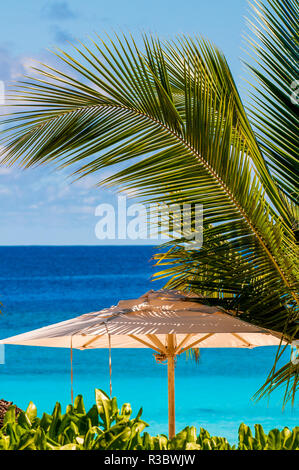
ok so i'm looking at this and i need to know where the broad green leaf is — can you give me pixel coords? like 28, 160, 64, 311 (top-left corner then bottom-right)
3, 406, 17, 426
25, 401, 37, 424
74, 395, 86, 415
95, 389, 112, 430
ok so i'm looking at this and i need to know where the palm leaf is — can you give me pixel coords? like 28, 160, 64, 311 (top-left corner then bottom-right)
245, 0, 299, 202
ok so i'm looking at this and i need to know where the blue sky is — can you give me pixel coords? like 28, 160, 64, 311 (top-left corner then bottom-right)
0, 0, 249, 245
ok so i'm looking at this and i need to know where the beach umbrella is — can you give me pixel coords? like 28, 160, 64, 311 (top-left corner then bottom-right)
0, 289, 285, 438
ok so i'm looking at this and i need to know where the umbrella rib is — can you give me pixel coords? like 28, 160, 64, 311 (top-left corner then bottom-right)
81, 334, 103, 349
129, 334, 163, 353
146, 334, 167, 353
175, 334, 194, 354
231, 333, 252, 347
177, 333, 215, 355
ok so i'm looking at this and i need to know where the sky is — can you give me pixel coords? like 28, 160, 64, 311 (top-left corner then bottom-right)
0, 0, 250, 245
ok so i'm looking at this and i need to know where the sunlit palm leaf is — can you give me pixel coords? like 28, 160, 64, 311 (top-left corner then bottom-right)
245, 0, 299, 202
0, 30, 298, 401
243, 0, 299, 403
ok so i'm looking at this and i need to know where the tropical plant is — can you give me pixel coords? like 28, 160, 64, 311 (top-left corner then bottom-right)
0, 391, 298, 450
153, 0, 299, 402
245, 0, 298, 203
0, 389, 148, 450
0, 0, 298, 402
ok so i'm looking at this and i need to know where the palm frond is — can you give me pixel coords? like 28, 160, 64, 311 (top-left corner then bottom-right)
254, 359, 299, 407
245, 0, 299, 202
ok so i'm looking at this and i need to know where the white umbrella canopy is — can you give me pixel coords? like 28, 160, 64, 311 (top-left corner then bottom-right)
0, 289, 284, 438
0, 289, 283, 350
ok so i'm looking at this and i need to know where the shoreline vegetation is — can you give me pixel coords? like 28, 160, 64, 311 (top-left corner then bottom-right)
0, 0, 297, 452
0, 399, 22, 429
0, 0, 298, 408
0, 390, 298, 450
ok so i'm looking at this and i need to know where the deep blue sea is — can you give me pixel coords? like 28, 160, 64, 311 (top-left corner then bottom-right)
0, 246, 297, 442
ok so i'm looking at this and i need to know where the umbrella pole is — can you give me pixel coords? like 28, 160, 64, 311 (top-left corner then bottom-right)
167, 334, 175, 439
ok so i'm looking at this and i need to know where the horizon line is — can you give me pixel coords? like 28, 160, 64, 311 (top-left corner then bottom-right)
0, 244, 161, 247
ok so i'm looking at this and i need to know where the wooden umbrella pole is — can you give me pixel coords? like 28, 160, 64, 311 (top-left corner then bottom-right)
167, 334, 175, 439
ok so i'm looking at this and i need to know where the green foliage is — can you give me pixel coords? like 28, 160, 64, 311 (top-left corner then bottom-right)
0, 390, 148, 450
0, 391, 297, 450
238, 422, 299, 450
245, 0, 299, 202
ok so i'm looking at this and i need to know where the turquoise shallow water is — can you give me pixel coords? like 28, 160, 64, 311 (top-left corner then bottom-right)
0, 246, 297, 442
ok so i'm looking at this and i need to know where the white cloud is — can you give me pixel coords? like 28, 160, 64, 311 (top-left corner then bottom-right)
48, 204, 94, 215
83, 196, 97, 204
0, 167, 12, 175
11, 57, 38, 79
0, 186, 12, 195
72, 175, 100, 190
69, 205, 94, 214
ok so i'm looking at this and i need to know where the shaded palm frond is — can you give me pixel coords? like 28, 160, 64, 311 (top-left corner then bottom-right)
254, 359, 299, 407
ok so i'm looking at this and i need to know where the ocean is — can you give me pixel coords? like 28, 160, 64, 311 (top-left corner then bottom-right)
0, 246, 297, 442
